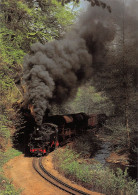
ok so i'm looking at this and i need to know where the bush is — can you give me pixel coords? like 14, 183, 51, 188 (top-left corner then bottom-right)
53, 147, 137, 195
73, 135, 91, 157
0, 175, 21, 195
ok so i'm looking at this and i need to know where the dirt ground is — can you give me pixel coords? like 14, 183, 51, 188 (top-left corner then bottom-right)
4, 152, 103, 195
106, 152, 129, 165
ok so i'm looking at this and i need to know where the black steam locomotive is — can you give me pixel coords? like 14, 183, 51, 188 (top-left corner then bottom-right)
29, 123, 59, 156
28, 113, 107, 156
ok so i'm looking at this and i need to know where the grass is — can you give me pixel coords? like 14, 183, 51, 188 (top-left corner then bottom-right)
0, 148, 22, 195
53, 147, 137, 195
0, 143, 22, 195
0, 148, 22, 171
0, 114, 11, 138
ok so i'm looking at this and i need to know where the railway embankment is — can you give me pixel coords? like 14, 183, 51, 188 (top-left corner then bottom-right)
52, 133, 137, 195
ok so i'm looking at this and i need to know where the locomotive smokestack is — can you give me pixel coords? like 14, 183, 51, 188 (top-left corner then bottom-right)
28, 104, 35, 118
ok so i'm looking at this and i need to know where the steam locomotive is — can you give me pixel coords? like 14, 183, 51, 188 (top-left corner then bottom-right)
28, 113, 107, 156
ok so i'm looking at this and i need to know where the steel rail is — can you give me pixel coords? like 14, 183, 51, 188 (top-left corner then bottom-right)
39, 157, 91, 195
33, 157, 91, 195
33, 157, 75, 194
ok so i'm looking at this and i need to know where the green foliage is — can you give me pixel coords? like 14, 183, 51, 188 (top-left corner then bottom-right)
0, 70, 21, 115
104, 117, 137, 150
0, 73, 14, 94
0, 148, 22, 195
0, 148, 22, 170
0, 114, 12, 150
0, 175, 21, 195
105, 121, 127, 148
0, 124, 10, 140
52, 0, 76, 27
53, 147, 137, 195
69, 84, 114, 115
73, 134, 93, 157
74, 139, 90, 156
0, 27, 25, 65
0, 0, 76, 65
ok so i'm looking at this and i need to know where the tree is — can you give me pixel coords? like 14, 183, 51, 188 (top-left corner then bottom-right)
69, 84, 113, 115
91, 0, 138, 148
0, 0, 76, 67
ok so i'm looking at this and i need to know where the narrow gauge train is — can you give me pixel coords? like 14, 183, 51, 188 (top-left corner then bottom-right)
28, 113, 107, 156
29, 123, 59, 156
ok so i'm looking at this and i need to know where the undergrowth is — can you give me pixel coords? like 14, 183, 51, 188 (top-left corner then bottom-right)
53, 147, 137, 195
0, 112, 22, 195
0, 77, 22, 194
0, 148, 22, 195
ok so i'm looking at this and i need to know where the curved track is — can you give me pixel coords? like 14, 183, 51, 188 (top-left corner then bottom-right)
33, 157, 91, 195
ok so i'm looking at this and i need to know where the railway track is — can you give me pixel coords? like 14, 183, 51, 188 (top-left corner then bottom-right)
33, 157, 91, 195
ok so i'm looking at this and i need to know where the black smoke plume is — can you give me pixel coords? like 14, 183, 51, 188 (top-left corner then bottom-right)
22, 5, 115, 125
23, 0, 137, 125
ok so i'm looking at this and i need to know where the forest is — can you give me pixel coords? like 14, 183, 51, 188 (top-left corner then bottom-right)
0, 0, 137, 194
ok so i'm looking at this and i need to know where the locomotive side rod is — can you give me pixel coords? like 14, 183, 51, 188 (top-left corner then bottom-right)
33, 157, 91, 195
